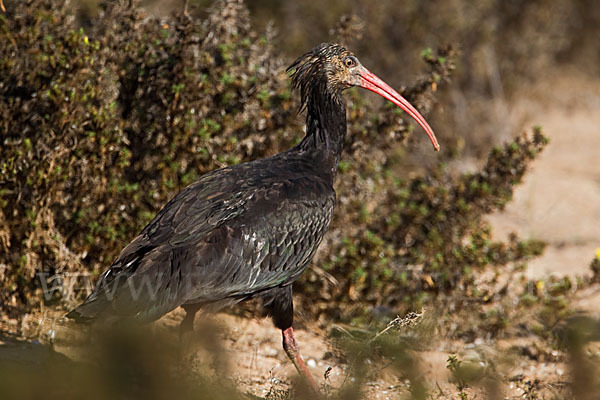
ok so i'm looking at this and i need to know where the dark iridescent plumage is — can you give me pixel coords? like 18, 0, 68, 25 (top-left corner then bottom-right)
69, 154, 335, 323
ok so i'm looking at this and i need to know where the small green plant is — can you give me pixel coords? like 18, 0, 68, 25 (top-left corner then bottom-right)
447, 355, 469, 398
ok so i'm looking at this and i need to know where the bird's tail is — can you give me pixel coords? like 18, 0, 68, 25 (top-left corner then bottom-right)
65, 297, 107, 323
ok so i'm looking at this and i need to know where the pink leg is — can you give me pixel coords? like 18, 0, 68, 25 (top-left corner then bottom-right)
282, 327, 320, 393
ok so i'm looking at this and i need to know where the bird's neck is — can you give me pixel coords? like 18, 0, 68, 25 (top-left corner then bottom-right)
295, 90, 346, 177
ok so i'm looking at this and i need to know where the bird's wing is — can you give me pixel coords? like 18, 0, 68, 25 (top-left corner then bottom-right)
179, 187, 335, 303
68, 168, 334, 322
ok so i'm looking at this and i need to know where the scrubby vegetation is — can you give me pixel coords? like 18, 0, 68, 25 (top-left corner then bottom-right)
1, 0, 600, 399
0, 0, 544, 321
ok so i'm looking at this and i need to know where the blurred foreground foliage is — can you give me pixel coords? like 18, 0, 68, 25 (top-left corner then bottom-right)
1, 0, 546, 323
0, 323, 249, 400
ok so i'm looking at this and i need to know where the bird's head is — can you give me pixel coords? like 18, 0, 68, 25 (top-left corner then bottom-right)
288, 43, 439, 151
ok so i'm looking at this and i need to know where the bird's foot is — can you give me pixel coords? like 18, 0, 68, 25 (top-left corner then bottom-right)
282, 327, 321, 395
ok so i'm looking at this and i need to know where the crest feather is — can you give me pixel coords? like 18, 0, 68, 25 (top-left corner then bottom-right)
286, 43, 348, 111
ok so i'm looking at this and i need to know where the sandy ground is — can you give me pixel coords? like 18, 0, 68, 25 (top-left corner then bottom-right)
487, 68, 600, 280
1, 68, 599, 399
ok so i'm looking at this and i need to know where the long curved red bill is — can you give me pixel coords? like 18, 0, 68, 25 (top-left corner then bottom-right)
359, 66, 440, 151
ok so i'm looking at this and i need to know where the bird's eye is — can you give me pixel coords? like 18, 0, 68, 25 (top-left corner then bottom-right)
344, 57, 356, 68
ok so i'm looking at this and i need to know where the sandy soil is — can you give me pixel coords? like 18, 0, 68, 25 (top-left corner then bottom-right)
487, 68, 600, 280
1, 68, 599, 399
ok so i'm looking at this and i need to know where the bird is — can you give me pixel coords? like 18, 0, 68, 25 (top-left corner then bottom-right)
66, 43, 439, 392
